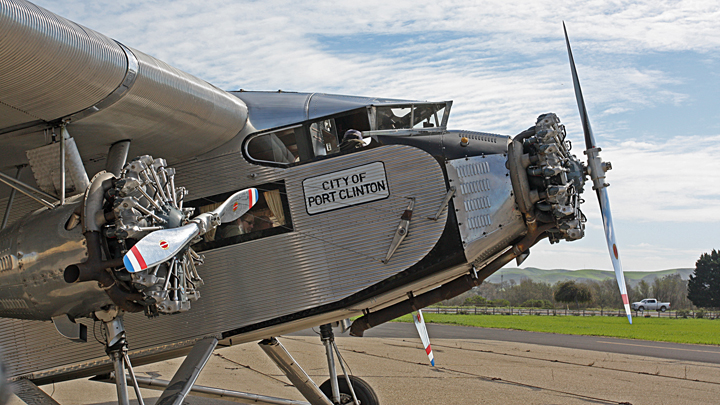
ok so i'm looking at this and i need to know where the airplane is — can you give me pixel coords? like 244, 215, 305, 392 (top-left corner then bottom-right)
0, 0, 631, 404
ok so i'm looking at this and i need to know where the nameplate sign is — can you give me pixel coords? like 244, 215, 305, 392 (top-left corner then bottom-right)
303, 162, 389, 215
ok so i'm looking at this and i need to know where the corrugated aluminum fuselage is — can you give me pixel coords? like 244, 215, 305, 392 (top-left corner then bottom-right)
0, 130, 526, 383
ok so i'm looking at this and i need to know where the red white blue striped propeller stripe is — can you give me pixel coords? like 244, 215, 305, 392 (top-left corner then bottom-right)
564, 23, 631, 324
215, 187, 259, 224
124, 225, 199, 273
413, 310, 434, 366
124, 188, 258, 273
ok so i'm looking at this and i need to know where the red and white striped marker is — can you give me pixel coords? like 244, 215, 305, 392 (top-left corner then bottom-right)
413, 310, 435, 366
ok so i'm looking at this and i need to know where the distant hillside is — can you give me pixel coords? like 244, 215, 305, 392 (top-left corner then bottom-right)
485, 267, 694, 287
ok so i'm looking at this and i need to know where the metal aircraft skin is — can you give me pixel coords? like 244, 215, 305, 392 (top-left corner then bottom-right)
0, 1, 628, 404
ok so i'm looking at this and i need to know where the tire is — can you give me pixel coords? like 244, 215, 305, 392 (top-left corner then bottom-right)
638, 306, 644, 311
660, 306, 666, 312
320, 375, 379, 405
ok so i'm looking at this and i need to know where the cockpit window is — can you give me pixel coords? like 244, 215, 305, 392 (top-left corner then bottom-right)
373, 103, 449, 130
246, 127, 301, 164
245, 108, 373, 167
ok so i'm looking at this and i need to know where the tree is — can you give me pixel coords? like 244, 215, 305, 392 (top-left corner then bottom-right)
490, 298, 510, 307
554, 280, 592, 310
637, 279, 651, 299
463, 295, 487, 307
688, 250, 720, 309
653, 273, 692, 310
589, 279, 620, 313
503, 278, 554, 307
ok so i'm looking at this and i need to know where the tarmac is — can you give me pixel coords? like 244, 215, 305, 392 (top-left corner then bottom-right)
8, 324, 720, 405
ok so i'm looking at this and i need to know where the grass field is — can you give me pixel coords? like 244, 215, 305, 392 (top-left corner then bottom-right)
394, 313, 720, 345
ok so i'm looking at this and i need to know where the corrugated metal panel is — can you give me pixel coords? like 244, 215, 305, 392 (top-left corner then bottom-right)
173, 144, 450, 322
71, 48, 248, 160
0, 105, 36, 129
0, 0, 126, 123
0, 145, 450, 379
446, 155, 527, 263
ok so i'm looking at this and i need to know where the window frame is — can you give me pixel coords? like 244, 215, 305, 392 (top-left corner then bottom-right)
243, 107, 375, 167
185, 181, 293, 252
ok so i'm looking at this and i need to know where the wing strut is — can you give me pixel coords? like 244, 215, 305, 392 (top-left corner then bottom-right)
154, 337, 219, 405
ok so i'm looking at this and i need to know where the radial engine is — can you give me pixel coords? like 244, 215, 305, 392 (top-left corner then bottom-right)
508, 113, 587, 244
0, 156, 205, 321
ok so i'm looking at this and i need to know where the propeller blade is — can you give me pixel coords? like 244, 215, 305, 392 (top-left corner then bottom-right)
123, 188, 259, 273
598, 188, 632, 324
124, 224, 199, 273
563, 22, 596, 150
412, 310, 435, 366
564, 23, 631, 324
212, 188, 259, 223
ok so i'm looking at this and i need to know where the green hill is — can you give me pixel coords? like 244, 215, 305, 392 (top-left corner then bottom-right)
485, 267, 694, 286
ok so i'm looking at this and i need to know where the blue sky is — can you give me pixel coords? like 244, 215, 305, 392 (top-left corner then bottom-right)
33, 0, 720, 271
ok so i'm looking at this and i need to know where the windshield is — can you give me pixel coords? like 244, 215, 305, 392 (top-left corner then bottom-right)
372, 102, 450, 131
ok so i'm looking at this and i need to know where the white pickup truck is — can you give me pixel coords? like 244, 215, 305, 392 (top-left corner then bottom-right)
631, 298, 670, 312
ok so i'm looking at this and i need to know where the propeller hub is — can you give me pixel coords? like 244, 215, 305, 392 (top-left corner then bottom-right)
584, 147, 611, 191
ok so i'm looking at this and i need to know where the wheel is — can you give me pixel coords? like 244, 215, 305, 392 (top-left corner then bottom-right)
660, 306, 666, 312
320, 375, 379, 405
638, 306, 644, 311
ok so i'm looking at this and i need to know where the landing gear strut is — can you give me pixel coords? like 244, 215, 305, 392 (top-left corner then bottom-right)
101, 314, 219, 405
103, 316, 145, 405
259, 324, 379, 405
318, 324, 379, 405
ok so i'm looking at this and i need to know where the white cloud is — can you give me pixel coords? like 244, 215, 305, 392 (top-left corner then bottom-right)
24, 0, 719, 271
604, 135, 720, 222
521, 237, 701, 271
29, 0, 701, 138
35, 0, 720, 54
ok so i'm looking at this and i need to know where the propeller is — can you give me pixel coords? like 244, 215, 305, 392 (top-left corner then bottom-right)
563, 23, 632, 324
124, 188, 259, 273
412, 310, 435, 366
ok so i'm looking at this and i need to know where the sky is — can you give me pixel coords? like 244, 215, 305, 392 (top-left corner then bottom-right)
32, 0, 720, 271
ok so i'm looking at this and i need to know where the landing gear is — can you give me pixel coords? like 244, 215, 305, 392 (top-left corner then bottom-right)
100, 312, 218, 405
319, 323, 379, 405
259, 324, 379, 405
319, 376, 379, 405
102, 316, 145, 405
97, 314, 379, 405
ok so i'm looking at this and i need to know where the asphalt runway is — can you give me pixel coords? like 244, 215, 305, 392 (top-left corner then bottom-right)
291, 322, 720, 365
8, 323, 720, 405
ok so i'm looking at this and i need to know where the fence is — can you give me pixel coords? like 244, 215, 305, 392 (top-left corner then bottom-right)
423, 306, 720, 319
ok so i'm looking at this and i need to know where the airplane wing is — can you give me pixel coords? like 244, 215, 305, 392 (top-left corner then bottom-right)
0, 0, 248, 221
412, 310, 435, 366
